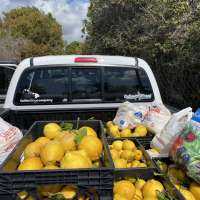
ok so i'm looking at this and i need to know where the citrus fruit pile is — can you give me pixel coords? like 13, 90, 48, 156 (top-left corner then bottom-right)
114, 178, 166, 200
17, 123, 103, 171
156, 160, 200, 200
109, 139, 147, 168
18, 184, 95, 200
106, 121, 148, 138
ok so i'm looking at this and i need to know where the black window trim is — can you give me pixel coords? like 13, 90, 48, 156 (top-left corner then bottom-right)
13, 64, 154, 106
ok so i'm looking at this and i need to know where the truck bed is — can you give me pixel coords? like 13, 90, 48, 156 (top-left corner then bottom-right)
0, 108, 116, 132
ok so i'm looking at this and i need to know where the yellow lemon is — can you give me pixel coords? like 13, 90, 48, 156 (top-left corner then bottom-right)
106, 121, 113, 128
190, 182, 200, 200
38, 184, 62, 197
61, 151, 92, 169
78, 135, 103, 161
114, 180, 135, 200
114, 193, 127, 200
59, 133, 76, 152
135, 179, 146, 190
114, 158, 127, 168
138, 162, 147, 168
122, 140, 136, 151
120, 128, 132, 137
135, 125, 147, 137
18, 157, 43, 171
43, 165, 60, 170
179, 188, 196, 200
35, 137, 50, 147
134, 150, 143, 161
110, 149, 120, 160
60, 185, 77, 199
24, 142, 41, 158
110, 125, 120, 138
79, 126, 97, 137
120, 150, 134, 162
43, 123, 62, 139
112, 140, 123, 151
126, 163, 132, 168
132, 160, 140, 167
133, 188, 143, 200
40, 140, 64, 165
142, 179, 164, 198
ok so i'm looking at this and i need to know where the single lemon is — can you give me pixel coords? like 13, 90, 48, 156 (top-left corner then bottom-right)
43, 123, 62, 139
18, 157, 43, 170
114, 180, 135, 200
35, 137, 50, 147
24, 142, 41, 158
112, 140, 123, 151
122, 140, 136, 151
79, 126, 97, 137
78, 135, 103, 161
114, 158, 127, 168
40, 140, 64, 165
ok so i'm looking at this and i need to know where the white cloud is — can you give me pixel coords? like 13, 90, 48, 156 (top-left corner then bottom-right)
0, 0, 90, 42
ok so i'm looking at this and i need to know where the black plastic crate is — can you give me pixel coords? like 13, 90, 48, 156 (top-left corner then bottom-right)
0, 120, 113, 200
114, 171, 184, 200
105, 137, 156, 177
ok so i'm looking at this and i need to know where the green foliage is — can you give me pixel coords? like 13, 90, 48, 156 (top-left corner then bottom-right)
84, 0, 200, 109
65, 41, 85, 54
0, 7, 64, 59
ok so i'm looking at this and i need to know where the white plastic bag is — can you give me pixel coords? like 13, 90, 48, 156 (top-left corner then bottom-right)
113, 101, 148, 129
113, 101, 171, 134
0, 117, 23, 164
143, 104, 171, 134
151, 107, 193, 155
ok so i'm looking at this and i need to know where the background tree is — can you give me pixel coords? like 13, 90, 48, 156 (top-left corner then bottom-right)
0, 7, 64, 60
65, 41, 84, 54
84, 0, 200, 109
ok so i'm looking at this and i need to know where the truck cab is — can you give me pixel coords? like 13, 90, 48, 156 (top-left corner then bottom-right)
1, 55, 162, 131
0, 60, 17, 105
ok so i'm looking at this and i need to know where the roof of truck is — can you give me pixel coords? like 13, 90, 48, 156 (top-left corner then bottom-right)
0, 59, 18, 67
18, 55, 140, 67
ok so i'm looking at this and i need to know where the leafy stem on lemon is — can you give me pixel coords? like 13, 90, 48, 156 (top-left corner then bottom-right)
74, 128, 87, 144
60, 122, 73, 131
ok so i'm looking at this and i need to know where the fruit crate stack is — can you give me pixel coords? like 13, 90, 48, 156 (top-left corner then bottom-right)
104, 121, 189, 200
0, 120, 113, 200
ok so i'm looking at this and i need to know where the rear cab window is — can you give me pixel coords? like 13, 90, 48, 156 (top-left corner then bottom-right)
14, 65, 154, 105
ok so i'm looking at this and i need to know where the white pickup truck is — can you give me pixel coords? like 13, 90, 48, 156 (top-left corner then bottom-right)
1, 55, 166, 131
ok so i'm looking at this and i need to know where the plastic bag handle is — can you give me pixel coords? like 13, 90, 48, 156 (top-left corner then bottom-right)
173, 107, 192, 121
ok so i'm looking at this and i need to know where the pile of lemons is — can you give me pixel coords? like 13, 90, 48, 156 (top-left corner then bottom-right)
109, 139, 147, 168
17, 123, 103, 171
114, 178, 165, 200
106, 121, 148, 138
158, 161, 200, 200
18, 184, 93, 200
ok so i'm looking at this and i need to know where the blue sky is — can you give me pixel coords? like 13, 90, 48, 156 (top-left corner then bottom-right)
0, 0, 90, 42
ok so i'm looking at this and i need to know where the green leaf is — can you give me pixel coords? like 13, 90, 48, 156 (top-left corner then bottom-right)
74, 127, 87, 144
60, 122, 73, 131
87, 117, 95, 120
